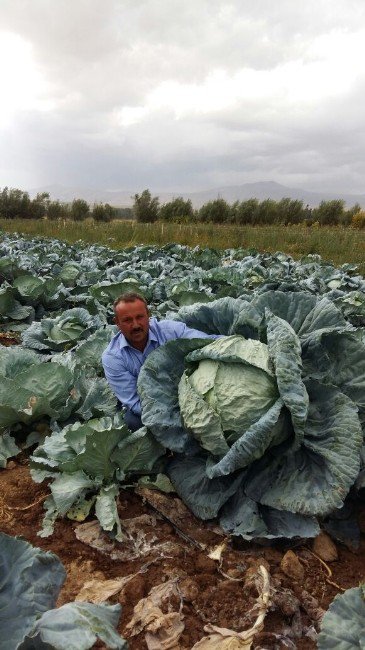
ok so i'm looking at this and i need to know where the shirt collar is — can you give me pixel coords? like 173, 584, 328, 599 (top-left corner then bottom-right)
118, 333, 131, 349
149, 323, 158, 343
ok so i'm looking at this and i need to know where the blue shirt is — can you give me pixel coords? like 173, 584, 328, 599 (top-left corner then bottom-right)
102, 317, 218, 415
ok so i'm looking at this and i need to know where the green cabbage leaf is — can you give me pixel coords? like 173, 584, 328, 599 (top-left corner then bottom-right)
0, 532, 126, 650
318, 585, 365, 649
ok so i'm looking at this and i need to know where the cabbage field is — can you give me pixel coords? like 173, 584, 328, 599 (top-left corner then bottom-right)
1, 231, 365, 648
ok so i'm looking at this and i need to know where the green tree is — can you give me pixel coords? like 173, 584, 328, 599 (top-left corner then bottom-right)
159, 197, 195, 222
198, 198, 231, 223
347, 202, 361, 217
92, 203, 115, 222
70, 198, 90, 222
255, 199, 279, 224
277, 197, 305, 225
0, 187, 31, 219
47, 200, 69, 221
133, 189, 159, 223
29, 192, 50, 220
230, 199, 259, 224
341, 203, 361, 226
313, 200, 345, 226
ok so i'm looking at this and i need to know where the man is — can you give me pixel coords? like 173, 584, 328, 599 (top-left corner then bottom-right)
102, 291, 219, 431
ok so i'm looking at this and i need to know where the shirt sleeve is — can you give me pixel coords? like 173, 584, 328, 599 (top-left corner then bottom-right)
102, 353, 141, 415
162, 320, 222, 340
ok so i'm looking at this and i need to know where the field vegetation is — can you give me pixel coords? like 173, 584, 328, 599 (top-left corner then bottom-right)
1, 185, 365, 273
1, 217, 365, 274
1, 226, 365, 647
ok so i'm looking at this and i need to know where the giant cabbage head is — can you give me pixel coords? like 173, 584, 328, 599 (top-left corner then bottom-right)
178, 336, 279, 455
138, 291, 365, 540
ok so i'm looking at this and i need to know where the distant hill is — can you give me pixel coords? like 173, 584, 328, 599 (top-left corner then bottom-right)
29, 181, 365, 209
186, 181, 365, 208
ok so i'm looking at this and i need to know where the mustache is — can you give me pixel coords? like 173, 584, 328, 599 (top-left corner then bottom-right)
131, 327, 144, 334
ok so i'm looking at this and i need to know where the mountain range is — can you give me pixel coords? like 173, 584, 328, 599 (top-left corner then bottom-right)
29, 181, 365, 209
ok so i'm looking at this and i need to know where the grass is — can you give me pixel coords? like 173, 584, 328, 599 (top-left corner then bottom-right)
1, 218, 365, 273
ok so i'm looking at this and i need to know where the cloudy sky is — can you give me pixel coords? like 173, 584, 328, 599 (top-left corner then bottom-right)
1, 0, 365, 195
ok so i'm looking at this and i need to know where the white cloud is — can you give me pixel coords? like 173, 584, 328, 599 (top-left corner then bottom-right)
0, 31, 54, 124
1, 0, 365, 194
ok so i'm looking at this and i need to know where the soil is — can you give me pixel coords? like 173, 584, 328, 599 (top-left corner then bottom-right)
2, 456, 365, 649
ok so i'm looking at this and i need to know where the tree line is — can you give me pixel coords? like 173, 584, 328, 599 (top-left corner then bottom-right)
1, 186, 365, 227
133, 190, 365, 227
0, 187, 132, 222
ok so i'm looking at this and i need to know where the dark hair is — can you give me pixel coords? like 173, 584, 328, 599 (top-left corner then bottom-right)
113, 292, 149, 313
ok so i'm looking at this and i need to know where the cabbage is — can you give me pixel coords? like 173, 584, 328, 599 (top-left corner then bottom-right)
138, 291, 365, 540
2, 232, 365, 542
31, 413, 165, 536
22, 308, 105, 352
179, 337, 279, 453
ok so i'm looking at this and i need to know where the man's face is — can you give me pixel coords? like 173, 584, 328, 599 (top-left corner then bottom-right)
114, 299, 150, 350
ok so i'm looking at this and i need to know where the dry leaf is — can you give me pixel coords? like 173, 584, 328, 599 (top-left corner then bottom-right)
126, 578, 185, 649
145, 612, 185, 649
75, 575, 136, 603
191, 631, 253, 649
208, 540, 228, 561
